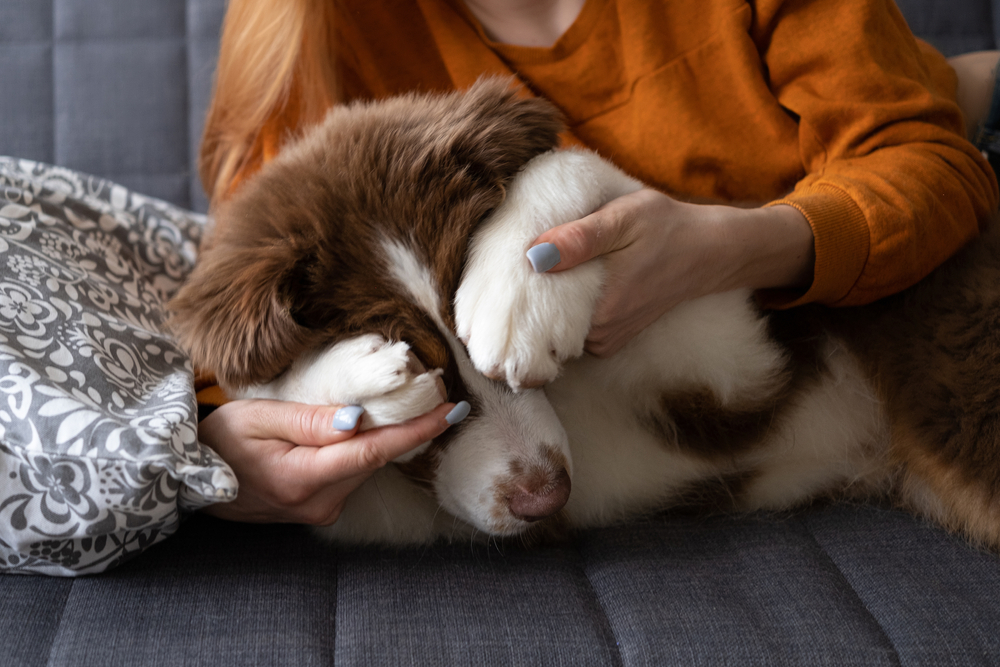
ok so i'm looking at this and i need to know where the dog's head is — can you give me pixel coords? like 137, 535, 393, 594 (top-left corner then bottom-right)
170, 77, 562, 391
169, 78, 573, 537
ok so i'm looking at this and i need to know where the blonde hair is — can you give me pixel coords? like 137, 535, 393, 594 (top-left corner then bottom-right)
199, 0, 337, 205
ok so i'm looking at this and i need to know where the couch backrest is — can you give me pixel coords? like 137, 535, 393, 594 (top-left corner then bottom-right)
0, 0, 225, 212
0, 0, 995, 213
897, 0, 998, 55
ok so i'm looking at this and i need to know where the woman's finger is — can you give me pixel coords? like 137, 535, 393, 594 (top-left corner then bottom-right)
526, 209, 623, 274
232, 399, 365, 445
302, 401, 467, 483
526, 188, 660, 274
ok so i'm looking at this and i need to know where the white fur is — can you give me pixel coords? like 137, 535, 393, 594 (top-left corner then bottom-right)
462, 151, 888, 529
242, 236, 573, 543
738, 338, 889, 507
545, 289, 795, 526
434, 380, 569, 536
241, 148, 892, 544
379, 237, 574, 535
454, 149, 643, 390
234, 334, 445, 435
321, 466, 460, 544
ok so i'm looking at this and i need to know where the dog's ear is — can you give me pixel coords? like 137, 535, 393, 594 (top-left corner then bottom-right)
435, 77, 564, 188
168, 200, 326, 390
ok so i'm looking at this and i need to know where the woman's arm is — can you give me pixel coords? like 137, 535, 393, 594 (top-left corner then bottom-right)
529, 190, 814, 356
528, 1, 998, 356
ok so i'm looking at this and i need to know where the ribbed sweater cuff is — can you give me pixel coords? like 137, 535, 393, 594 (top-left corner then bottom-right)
762, 184, 870, 308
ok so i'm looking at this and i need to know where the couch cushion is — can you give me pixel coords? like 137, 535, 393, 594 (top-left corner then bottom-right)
5, 506, 999, 666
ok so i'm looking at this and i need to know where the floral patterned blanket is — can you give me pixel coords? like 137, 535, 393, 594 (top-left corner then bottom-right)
0, 158, 236, 575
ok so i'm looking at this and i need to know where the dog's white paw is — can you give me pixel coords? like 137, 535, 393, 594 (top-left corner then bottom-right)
456, 243, 603, 390
238, 333, 446, 429
454, 150, 642, 391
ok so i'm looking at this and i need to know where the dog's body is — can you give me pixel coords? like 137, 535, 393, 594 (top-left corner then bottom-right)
170, 80, 1000, 547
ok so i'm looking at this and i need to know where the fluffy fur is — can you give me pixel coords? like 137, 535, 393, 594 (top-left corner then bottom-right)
170, 79, 1000, 548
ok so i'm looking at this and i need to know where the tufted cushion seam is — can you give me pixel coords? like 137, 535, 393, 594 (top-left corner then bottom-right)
42, 579, 74, 667
576, 545, 628, 667
796, 512, 904, 666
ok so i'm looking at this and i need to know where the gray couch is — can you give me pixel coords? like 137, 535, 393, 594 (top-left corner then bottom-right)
3, 0, 1000, 665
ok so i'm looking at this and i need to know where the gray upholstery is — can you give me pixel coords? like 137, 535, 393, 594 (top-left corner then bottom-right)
3, 506, 1000, 666
0, 0, 224, 213
896, 0, 998, 54
3, 0, 1000, 665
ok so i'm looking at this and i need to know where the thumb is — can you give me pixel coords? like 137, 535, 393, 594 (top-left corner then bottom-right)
526, 207, 625, 274
242, 400, 365, 446
305, 401, 469, 482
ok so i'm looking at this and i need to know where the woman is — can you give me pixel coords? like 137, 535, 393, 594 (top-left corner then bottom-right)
196, 0, 1000, 524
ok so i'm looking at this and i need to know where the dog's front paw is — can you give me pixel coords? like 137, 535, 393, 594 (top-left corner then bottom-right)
454, 150, 642, 391
356, 348, 448, 430
240, 333, 446, 428
455, 249, 603, 390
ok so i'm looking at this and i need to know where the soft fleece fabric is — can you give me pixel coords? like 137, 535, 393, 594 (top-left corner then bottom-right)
237, 0, 998, 310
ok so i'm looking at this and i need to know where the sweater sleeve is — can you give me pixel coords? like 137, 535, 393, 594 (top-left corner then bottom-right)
752, 0, 998, 307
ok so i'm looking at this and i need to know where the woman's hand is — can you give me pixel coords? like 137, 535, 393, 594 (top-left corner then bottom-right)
527, 188, 815, 356
197, 399, 466, 525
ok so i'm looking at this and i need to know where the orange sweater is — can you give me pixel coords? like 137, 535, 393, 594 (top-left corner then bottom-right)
240, 0, 997, 308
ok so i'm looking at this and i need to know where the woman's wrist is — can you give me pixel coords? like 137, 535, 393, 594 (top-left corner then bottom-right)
715, 203, 815, 295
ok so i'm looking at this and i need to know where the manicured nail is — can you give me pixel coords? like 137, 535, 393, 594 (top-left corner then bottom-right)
445, 401, 471, 425
333, 405, 364, 431
526, 243, 560, 273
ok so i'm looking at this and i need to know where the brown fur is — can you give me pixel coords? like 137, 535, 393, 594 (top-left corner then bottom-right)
647, 303, 831, 461
820, 221, 1000, 547
170, 77, 1000, 549
656, 227, 1000, 544
169, 79, 563, 390
897, 426, 1000, 548
655, 385, 790, 459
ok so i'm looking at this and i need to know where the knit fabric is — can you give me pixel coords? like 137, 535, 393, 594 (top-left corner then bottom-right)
236, 0, 998, 308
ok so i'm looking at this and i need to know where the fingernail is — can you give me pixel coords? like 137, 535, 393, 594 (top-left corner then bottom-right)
445, 401, 471, 425
333, 405, 364, 431
526, 243, 560, 273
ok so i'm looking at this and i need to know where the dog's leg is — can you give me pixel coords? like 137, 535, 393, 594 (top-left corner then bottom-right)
235, 333, 446, 438
455, 149, 642, 390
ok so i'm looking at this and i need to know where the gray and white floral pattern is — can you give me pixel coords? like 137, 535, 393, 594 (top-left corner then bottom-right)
0, 157, 236, 576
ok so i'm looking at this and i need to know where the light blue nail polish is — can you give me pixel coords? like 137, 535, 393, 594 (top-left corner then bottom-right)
526, 243, 561, 273
445, 401, 471, 425
333, 405, 364, 431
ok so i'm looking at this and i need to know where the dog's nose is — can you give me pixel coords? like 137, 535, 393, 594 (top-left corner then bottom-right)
508, 467, 571, 522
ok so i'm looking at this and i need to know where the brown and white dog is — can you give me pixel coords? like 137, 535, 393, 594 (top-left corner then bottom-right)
169, 79, 1000, 548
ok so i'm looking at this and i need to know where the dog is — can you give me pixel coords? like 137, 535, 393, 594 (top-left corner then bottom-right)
169, 78, 1000, 548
